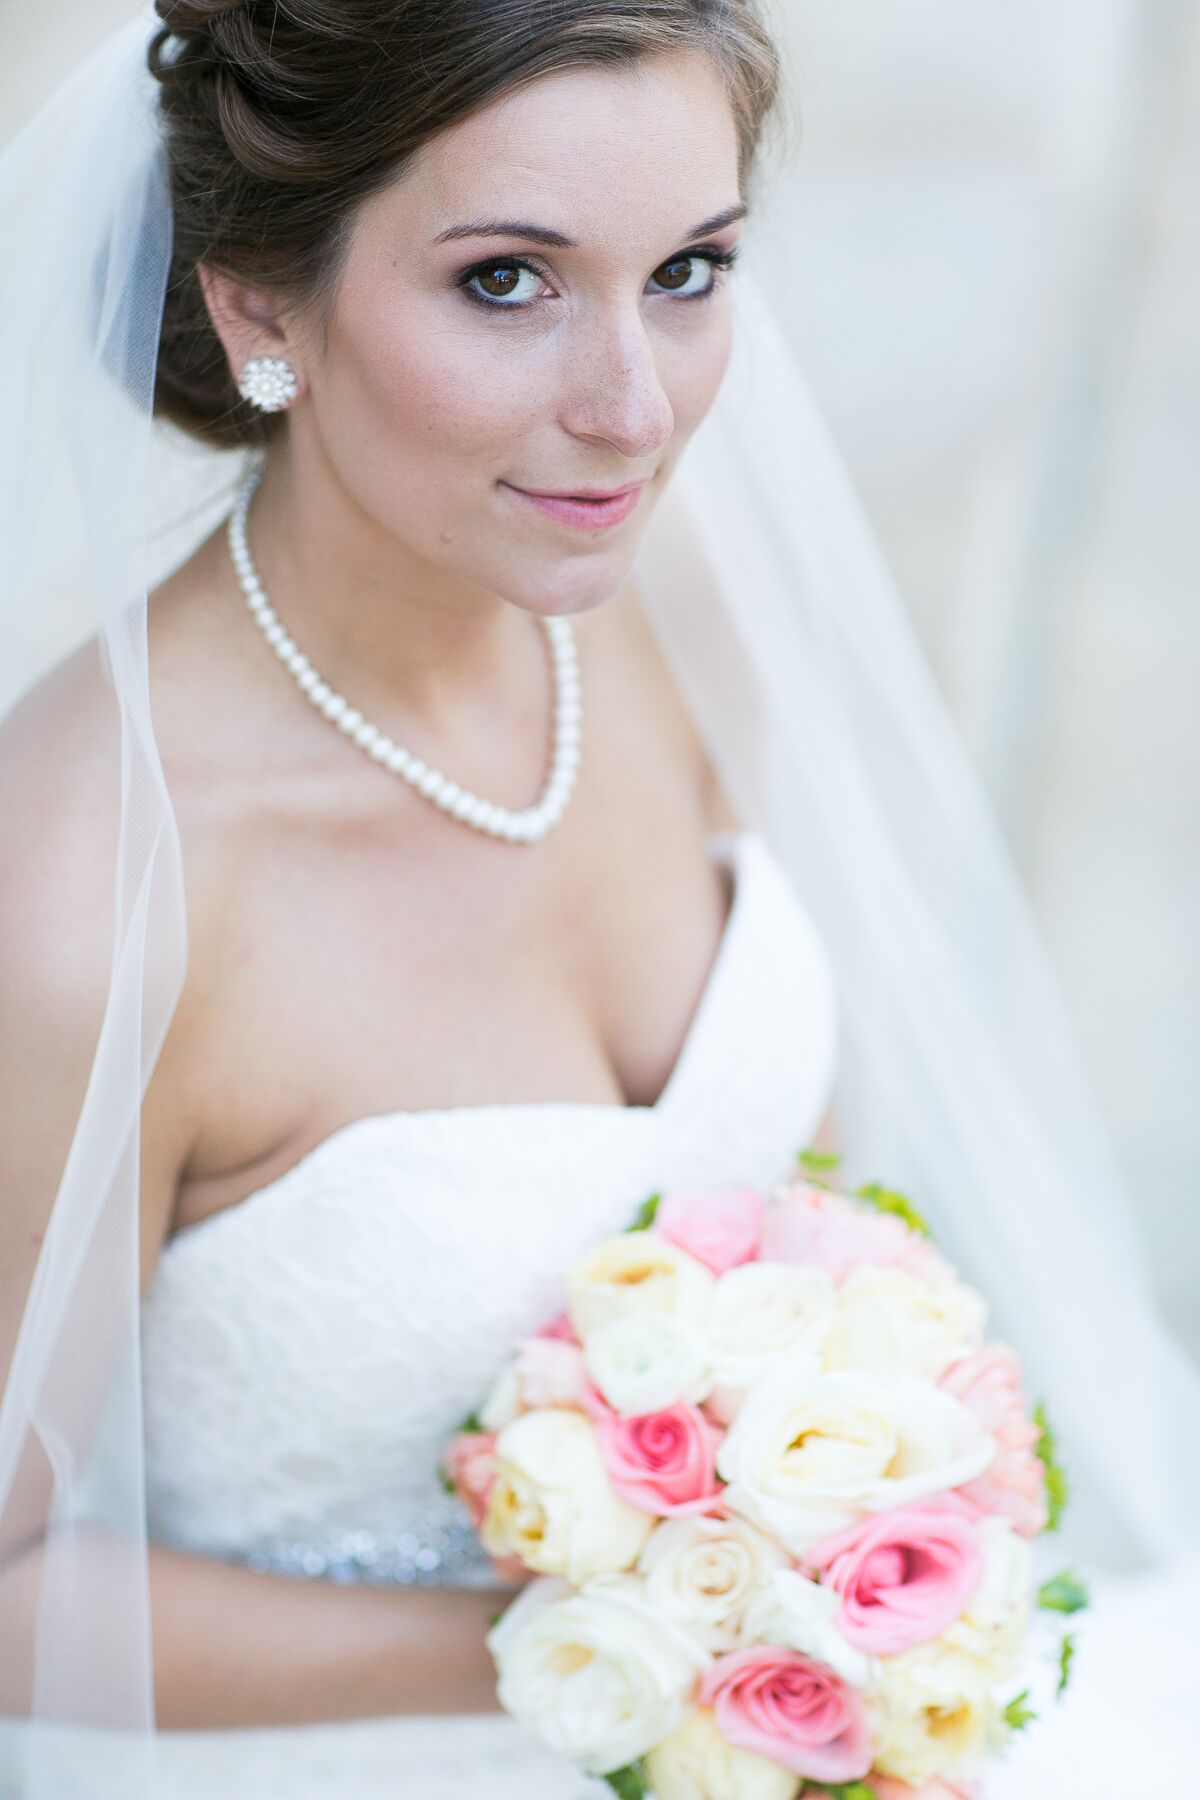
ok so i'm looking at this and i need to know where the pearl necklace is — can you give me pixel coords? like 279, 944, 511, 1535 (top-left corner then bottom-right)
227, 471, 581, 844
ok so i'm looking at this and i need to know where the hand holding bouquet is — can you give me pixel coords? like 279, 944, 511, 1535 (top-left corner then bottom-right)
442, 1157, 1084, 1799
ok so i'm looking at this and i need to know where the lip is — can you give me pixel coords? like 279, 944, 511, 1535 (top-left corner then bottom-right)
520, 481, 647, 500
503, 479, 647, 532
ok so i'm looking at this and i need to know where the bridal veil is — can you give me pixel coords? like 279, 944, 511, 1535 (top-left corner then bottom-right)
0, 9, 1196, 1793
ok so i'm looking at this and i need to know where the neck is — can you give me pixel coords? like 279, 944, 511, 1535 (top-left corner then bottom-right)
243, 438, 540, 738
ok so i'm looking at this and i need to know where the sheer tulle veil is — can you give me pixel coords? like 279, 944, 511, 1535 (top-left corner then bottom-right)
0, 8, 1196, 1792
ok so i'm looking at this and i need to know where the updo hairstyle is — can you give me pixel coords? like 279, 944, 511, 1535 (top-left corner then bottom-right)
149, 0, 785, 448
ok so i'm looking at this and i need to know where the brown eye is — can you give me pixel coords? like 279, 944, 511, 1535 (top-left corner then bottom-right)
476, 263, 522, 299
654, 256, 696, 292
647, 250, 737, 300
459, 257, 543, 309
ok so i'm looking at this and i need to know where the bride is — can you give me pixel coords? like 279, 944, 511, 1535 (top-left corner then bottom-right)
1, 3, 1196, 1796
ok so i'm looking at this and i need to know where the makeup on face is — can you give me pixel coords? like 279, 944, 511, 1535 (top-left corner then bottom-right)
499, 481, 648, 532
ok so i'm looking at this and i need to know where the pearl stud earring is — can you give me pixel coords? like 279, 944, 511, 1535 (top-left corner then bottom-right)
237, 355, 299, 414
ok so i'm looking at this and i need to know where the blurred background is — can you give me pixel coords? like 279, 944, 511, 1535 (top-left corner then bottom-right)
2, 0, 1196, 1356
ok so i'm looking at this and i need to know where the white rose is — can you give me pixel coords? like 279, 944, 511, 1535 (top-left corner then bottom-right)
637, 1515, 790, 1651
584, 1312, 713, 1416
488, 1574, 711, 1775
481, 1409, 653, 1580
716, 1360, 996, 1553
645, 1707, 800, 1800
867, 1639, 1003, 1788
741, 1567, 873, 1688
943, 1517, 1033, 1672
566, 1232, 714, 1341
479, 1361, 522, 1431
706, 1264, 834, 1416
823, 1267, 987, 1381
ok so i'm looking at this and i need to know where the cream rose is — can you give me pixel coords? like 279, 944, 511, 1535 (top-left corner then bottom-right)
481, 1409, 653, 1580
479, 1362, 522, 1432
488, 1574, 711, 1775
645, 1707, 801, 1800
942, 1516, 1032, 1672
584, 1312, 713, 1416
706, 1264, 835, 1416
637, 1515, 790, 1651
566, 1231, 714, 1341
478, 1337, 589, 1429
866, 1640, 1003, 1788
715, 1361, 996, 1553
823, 1267, 987, 1381
741, 1567, 872, 1688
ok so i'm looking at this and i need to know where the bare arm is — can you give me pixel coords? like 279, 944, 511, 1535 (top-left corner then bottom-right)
0, 1525, 514, 1726
0, 657, 517, 1730
149, 1546, 512, 1726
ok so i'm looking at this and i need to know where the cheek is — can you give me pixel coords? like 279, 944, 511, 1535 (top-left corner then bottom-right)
315, 287, 545, 517
305, 278, 736, 612
661, 307, 735, 445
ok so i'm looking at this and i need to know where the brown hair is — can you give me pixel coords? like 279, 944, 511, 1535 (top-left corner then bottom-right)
149, 0, 786, 448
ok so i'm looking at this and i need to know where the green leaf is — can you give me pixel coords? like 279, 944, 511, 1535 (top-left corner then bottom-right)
626, 1192, 662, 1232
456, 1408, 486, 1435
1057, 1631, 1077, 1697
819, 1784, 879, 1800
436, 1464, 456, 1496
1003, 1689, 1038, 1732
1033, 1402, 1070, 1531
1038, 1569, 1090, 1614
853, 1179, 933, 1238
795, 1148, 840, 1192
604, 1760, 649, 1799
797, 1146, 842, 1172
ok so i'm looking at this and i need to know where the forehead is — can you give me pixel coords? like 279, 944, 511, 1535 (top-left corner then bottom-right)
403, 51, 741, 244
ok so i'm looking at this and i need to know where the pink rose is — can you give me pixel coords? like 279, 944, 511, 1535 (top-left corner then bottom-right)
515, 1337, 589, 1409
579, 1377, 618, 1425
443, 1430, 499, 1529
810, 1782, 980, 1800
807, 1498, 984, 1654
697, 1645, 872, 1784
941, 1345, 1048, 1537
534, 1310, 580, 1344
868, 1780, 981, 1800
760, 1183, 949, 1286
656, 1187, 764, 1273
594, 1401, 725, 1515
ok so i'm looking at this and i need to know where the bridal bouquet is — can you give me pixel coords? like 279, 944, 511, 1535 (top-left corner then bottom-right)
441, 1154, 1085, 1800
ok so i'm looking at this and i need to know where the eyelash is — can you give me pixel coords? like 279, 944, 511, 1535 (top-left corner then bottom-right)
455, 245, 741, 313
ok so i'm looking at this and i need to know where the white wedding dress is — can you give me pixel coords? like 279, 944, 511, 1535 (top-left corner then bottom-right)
4, 832, 1195, 1798
137, 827, 840, 1798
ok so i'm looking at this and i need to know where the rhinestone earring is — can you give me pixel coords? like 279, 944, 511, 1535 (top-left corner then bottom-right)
237, 355, 299, 414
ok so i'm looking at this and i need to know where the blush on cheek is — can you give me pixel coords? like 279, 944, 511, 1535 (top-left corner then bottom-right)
317, 292, 541, 550
309, 239, 735, 614
663, 309, 735, 442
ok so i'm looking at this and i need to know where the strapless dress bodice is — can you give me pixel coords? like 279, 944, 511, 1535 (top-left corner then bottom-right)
140, 829, 840, 1584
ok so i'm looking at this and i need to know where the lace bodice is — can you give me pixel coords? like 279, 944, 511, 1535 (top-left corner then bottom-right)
140, 829, 839, 1580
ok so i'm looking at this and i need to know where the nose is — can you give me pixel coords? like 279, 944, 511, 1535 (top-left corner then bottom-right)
560, 304, 675, 461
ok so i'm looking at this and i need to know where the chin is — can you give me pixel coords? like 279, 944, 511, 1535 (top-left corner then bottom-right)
503, 558, 636, 621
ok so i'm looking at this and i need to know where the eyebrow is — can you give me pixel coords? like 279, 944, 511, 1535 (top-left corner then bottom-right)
433, 202, 749, 248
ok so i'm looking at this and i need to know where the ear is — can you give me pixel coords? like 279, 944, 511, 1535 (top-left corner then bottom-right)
198, 265, 309, 403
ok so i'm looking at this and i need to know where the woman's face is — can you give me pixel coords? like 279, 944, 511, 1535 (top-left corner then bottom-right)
295, 49, 745, 618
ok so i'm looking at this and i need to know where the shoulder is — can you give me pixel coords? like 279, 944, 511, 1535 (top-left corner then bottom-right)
0, 636, 202, 1285
0, 646, 132, 1263
0, 641, 122, 1017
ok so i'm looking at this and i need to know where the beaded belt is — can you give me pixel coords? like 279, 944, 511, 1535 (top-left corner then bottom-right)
200, 1505, 499, 1589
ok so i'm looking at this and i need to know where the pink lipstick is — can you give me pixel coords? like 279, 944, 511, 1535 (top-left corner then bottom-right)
503, 481, 646, 532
